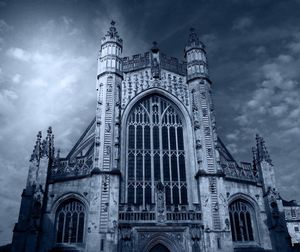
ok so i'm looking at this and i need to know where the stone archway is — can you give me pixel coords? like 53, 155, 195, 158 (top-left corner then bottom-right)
149, 244, 170, 252
142, 233, 183, 252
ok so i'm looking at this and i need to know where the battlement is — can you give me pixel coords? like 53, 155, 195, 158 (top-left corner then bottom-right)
122, 51, 187, 76
122, 52, 151, 72
160, 53, 186, 75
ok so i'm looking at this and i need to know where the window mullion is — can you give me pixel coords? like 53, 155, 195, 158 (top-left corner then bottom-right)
175, 124, 181, 204
238, 203, 244, 241
244, 211, 249, 241
250, 210, 255, 241
134, 123, 137, 204
76, 209, 80, 243
230, 212, 236, 241
150, 102, 155, 203
168, 123, 173, 204
125, 126, 129, 203
158, 100, 164, 182
142, 123, 145, 209
62, 211, 66, 243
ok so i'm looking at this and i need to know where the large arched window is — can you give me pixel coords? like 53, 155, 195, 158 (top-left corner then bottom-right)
126, 95, 187, 206
229, 199, 256, 242
55, 199, 85, 244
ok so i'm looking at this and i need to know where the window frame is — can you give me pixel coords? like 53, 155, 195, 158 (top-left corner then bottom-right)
229, 198, 260, 247
124, 94, 188, 208
54, 198, 86, 246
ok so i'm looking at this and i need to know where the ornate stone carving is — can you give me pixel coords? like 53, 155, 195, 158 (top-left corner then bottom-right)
190, 224, 202, 241
225, 218, 230, 231
194, 120, 200, 130
120, 226, 132, 241
196, 140, 202, 149
156, 182, 166, 222
105, 123, 111, 133
106, 102, 110, 111
203, 196, 209, 207
107, 83, 112, 92
120, 70, 190, 114
219, 193, 227, 207
105, 145, 111, 156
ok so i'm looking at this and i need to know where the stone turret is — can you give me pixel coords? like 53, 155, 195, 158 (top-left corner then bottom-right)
88, 21, 123, 251
185, 28, 209, 81
97, 20, 123, 78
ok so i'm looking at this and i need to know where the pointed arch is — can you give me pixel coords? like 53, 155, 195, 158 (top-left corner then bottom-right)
228, 193, 262, 245
55, 199, 86, 244
142, 233, 184, 252
120, 88, 198, 206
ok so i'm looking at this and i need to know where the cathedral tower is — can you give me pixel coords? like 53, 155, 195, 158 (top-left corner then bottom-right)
89, 20, 123, 251
185, 28, 233, 251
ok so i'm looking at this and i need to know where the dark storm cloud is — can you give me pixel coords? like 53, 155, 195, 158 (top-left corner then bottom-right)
0, 0, 300, 245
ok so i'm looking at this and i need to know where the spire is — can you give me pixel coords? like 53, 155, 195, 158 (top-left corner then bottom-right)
253, 134, 272, 165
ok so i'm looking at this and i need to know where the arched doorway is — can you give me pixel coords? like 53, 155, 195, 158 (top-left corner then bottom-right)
149, 244, 170, 252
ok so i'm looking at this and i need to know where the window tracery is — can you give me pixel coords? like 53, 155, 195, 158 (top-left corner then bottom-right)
126, 95, 188, 207
229, 199, 256, 243
55, 199, 85, 244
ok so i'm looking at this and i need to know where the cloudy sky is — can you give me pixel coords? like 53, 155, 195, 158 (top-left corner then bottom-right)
1, 0, 300, 245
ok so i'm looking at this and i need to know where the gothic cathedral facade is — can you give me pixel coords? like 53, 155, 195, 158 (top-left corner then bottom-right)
11, 22, 300, 252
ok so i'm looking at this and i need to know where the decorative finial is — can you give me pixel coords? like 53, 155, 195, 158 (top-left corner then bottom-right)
30, 131, 42, 161
151, 41, 159, 53
101, 20, 123, 44
56, 148, 60, 159
186, 27, 205, 49
106, 20, 119, 39
37, 131, 42, 140
47, 126, 52, 136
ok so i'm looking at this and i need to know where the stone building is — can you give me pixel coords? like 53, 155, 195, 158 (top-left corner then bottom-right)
11, 21, 300, 252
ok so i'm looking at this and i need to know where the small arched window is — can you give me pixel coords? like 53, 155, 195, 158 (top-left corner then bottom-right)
229, 199, 256, 242
55, 199, 85, 244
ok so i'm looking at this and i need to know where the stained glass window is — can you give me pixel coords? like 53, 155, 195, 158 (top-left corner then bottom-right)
229, 199, 255, 242
126, 95, 188, 206
55, 199, 85, 244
